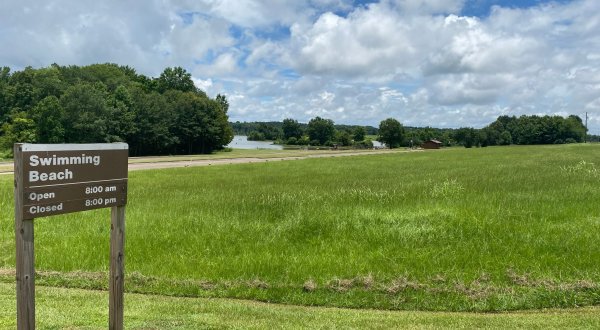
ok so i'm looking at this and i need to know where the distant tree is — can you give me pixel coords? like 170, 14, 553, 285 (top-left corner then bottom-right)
216, 94, 229, 113
485, 114, 586, 146
378, 118, 405, 148
60, 83, 109, 143
256, 123, 282, 140
498, 130, 512, 145
166, 90, 233, 154
0, 66, 12, 121
31, 96, 65, 143
156, 67, 196, 93
0, 63, 233, 156
282, 118, 303, 140
454, 127, 478, 148
297, 135, 310, 145
128, 88, 177, 156
355, 139, 374, 149
105, 85, 137, 142
564, 115, 586, 142
307, 116, 335, 145
0, 112, 37, 152
0, 66, 9, 82
335, 130, 352, 146
352, 126, 366, 142
247, 131, 266, 141
33, 66, 66, 101
440, 131, 455, 146
478, 129, 490, 147
10, 67, 36, 112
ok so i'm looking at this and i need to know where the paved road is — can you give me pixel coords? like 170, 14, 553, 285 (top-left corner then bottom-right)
0, 149, 414, 174
128, 149, 411, 171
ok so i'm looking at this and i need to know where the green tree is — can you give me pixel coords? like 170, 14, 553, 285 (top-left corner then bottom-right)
378, 118, 405, 148
105, 85, 137, 142
10, 67, 36, 112
128, 88, 177, 156
167, 90, 233, 154
0, 63, 236, 156
498, 130, 512, 145
216, 94, 229, 113
564, 115, 586, 142
352, 126, 366, 142
335, 130, 352, 146
257, 123, 282, 140
60, 83, 109, 143
0, 66, 11, 121
1, 112, 37, 152
307, 117, 335, 145
247, 131, 266, 141
282, 118, 303, 140
454, 127, 478, 148
31, 96, 65, 143
33, 66, 66, 100
157, 67, 196, 93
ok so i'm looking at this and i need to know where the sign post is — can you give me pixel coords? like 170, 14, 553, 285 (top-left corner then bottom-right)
14, 143, 128, 330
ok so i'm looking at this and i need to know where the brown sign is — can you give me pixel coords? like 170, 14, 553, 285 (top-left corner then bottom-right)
16, 143, 128, 219
14, 143, 129, 329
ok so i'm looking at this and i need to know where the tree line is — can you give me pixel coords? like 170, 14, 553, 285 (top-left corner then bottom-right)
0, 64, 233, 156
384, 115, 588, 148
451, 115, 587, 148
235, 115, 588, 149
234, 118, 378, 148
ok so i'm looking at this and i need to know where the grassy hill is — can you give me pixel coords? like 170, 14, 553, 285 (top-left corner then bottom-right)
1, 144, 599, 313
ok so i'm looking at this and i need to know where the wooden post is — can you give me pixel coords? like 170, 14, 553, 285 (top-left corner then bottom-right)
14, 144, 35, 329
109, 205, 125, 330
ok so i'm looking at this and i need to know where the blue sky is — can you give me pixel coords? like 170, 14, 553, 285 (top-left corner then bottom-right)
1, 0, 599, 132
461, 0, 566, 16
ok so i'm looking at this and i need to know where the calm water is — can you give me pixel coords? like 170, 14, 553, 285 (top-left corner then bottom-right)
226, 135, 383, 149
226, 136, 284, 150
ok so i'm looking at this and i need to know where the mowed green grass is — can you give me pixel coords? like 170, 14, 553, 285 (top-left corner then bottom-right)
1, 283, 600, 329
1, 144, 600, 312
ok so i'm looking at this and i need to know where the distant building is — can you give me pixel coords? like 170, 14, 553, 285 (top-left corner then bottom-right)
421, 139, 442, 149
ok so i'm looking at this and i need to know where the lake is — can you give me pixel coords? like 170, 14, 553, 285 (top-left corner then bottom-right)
226, 136, 284, 150
226, 135, 384, 149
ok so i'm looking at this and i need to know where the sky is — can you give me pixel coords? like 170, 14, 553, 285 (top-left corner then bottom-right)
1, 0, 599, 132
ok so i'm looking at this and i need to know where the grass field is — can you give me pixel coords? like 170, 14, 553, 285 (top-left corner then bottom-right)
1, 283, 600, 329
1, 144, 600, 315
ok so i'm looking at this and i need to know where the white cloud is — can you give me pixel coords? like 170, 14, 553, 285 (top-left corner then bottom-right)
192, 77, 213, 93
1, 0, 600, 133
392, 0, 465, 14
164, 15, 235, 64
289, 3, 434, 78
0, 0, 174, 75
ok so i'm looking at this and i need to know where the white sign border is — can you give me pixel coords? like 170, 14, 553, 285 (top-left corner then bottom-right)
21, 143, 128, 152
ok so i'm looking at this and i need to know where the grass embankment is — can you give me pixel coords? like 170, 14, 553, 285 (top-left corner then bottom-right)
1, 283, 599, 329
1, 144, 599, 312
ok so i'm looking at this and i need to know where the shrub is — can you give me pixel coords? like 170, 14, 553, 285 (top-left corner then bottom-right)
248, 131, 266, 141
565, 138, 577, 144
354, 140, 374, 149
